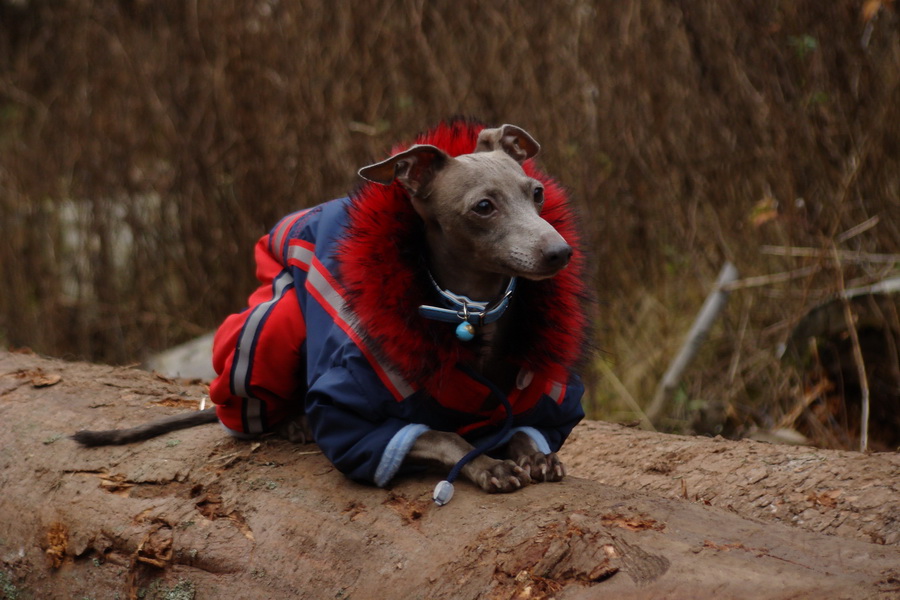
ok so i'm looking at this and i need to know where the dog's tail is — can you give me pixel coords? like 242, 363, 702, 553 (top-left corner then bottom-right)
71, 407, 219, 446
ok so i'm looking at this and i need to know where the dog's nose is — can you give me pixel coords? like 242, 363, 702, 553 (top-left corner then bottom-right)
542, 241, 573, 268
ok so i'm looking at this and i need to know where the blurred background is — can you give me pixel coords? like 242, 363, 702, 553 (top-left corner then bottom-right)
1, 1, 898, 450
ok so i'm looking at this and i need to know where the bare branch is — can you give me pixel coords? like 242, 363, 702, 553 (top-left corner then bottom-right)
647, 263, 739, 424
831, 246, 871, 452
761, 246, 900, 264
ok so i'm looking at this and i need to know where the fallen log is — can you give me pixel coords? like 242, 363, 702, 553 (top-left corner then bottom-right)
562, 421, 900, 546
1, 351, 899, 599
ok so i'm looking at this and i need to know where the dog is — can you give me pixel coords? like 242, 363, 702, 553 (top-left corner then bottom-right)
73, 120, 590, 504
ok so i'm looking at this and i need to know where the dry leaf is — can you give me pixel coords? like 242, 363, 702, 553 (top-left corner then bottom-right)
32, 373, 62, 388
863, 0, 885, 22
44, 522, 69, 568
750, 196, 779, 227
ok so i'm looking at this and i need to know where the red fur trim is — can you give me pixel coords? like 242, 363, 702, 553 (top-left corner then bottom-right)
337, 119, 591, 391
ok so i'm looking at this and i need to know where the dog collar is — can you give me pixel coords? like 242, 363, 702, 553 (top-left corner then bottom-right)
418, 274, 517, 341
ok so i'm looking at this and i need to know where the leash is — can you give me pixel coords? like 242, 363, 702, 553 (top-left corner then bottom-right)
432, 363, 515, 506
418, 272, 519, 504
418, 274, 517, 341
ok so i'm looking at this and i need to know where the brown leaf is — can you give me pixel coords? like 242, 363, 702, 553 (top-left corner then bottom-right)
44, 522, 69, 568
601, 513, 665, 532
32, 373, 62, 388
750, 196, 779, 227
862, 0, 884, 23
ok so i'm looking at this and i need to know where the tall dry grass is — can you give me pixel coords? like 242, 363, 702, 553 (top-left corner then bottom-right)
1, 1, 898, 442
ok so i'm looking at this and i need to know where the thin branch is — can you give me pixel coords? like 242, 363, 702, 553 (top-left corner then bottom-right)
761, 246, 900, 265
647, 263, 739, 424
727, 296, 752, 385
831, 246, 871, 452
836, 215, 880, 244
722, 265, 820, 291
777, 378, 832, 430
596, 359, 655, 432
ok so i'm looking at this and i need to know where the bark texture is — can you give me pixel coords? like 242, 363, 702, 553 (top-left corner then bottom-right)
562, 421, 900, 546
1, 351, 898, 599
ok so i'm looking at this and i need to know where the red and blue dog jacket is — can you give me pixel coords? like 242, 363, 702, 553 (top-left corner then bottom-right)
209, 120, 591, 487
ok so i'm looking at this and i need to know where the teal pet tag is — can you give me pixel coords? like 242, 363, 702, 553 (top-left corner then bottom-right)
455, 322, 475, 341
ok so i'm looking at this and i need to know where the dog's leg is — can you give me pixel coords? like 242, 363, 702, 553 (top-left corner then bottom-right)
275, 413, 314, 444
506, 431, 566, 482
407, 430, 532, 493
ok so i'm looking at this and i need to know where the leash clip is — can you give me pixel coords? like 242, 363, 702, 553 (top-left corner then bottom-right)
433, 480, 455, 505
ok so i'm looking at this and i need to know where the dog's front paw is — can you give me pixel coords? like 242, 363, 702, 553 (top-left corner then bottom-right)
516, 451, 567, 483
466, 456, 532, 493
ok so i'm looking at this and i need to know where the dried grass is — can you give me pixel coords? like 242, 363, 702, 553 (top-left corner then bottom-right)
1, 1, 898, 445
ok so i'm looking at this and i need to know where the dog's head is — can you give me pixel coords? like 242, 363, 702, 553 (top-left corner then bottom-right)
358, 125, 572, 281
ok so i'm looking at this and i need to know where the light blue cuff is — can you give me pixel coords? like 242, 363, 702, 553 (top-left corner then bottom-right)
468, 426, 552, 455
510, 426, 552, 454
374, 424, 431, 487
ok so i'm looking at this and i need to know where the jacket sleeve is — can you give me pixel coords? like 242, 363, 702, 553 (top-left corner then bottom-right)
209, 235, 307, 435
510, 373, 585, 455
303, 345, 430, 487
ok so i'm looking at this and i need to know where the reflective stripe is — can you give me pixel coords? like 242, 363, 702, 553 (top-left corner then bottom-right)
271, 209, 312, 262
516, 369, 534, 390
280, 229, 416, 401
286, 239, 315, 271
242, 397, 265, 436
305, 255, 415, 401
230, 270, 294, 434
546, 380, 566, 405
306, 261, 353, 326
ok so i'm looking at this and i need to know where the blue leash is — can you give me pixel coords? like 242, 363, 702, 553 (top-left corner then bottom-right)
433, 364, 515, 505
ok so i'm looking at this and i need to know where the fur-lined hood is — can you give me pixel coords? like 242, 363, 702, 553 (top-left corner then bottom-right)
337, 119, 591, 394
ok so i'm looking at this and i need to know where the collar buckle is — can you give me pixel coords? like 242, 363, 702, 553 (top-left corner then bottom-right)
418, 274, 517, 341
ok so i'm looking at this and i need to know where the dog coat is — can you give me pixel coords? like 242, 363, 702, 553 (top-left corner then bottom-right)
209, 120, 591, 487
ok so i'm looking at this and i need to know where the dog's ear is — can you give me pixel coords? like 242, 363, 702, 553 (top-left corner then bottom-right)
475, 124, 540, 163
358, 144, 450, 196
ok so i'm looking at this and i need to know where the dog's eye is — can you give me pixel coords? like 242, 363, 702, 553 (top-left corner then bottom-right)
472, 199, 495, 216
533, 187, 545, 205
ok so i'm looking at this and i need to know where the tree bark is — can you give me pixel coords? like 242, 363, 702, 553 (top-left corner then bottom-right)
562, 421, 900, 546
1, 351, 898, 599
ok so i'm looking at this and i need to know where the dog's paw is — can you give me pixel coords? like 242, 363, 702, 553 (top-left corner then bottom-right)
275, 414, 314, 444
468, 457, 533, 493
516, 451, 566, 483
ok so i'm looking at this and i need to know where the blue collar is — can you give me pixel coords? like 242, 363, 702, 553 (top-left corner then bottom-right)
418, 274, 517, 341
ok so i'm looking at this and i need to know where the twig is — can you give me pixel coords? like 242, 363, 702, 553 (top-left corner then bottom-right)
844, 276, 900, 298
777, 378, 832, 430
646, 262, 740, 424
727, 296, 752, 385
722, 265, 819, 291
761, 246, 900, 265
596, 359, 655, 431
835, 215, 880, 244
831, 246, 870, 452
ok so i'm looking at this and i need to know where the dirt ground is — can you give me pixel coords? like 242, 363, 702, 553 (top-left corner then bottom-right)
1, 350, 899, 599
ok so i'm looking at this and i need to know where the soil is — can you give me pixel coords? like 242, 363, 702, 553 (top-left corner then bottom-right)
1, 350, 899, 600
